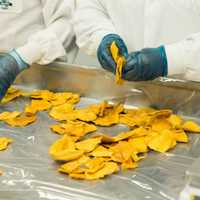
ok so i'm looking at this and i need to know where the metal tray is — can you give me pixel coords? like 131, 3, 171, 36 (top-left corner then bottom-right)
1, 63, 200, 200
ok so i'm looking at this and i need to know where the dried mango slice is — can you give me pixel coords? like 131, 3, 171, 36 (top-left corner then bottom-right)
73, 108, 97, 122
75, 137, 102, 153
49, 103, 74, 121
183, 121, 200, 133
51, 149, 84, 161
26, 90, 54, 101
50, 124, 66, 135
113, 131, 136, 142
150, 109, 173, 118
173, 130, 189, 143
69, 173, 86, 180
110, 141, 135, 162
50, 92, 79, 106
131, 152, 146, 162
93, 134, 115, 143
113, 127, 149, 142
151, 119, 172, 132
167, 114, 183, 128
121, 158, 138, 170
1, 87, 22, 104
116, 57, 126, 85
94, 104, 123, 126
128, 137, 148, 153
148, 130, 176, 153
51, 121, 97, 137
0, 137, 13, 151
25, 100, 51, 114
0, 111, 21, 121
49, 135, 75, 156
90, 146, 113, 157
49, 135, 83, 161
85, 158, 105, 173
119, 114, 137, 127
110, 41, 125, 85
84, 162, 119, 180
59, 156, 90, 174
110, 41, 119, 62
5, 114, 36, 127
144, 131, 159, 145
66, 94, 80, 104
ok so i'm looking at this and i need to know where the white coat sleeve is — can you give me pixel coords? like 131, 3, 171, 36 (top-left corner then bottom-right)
17, 0, 75, 65
165, 1, 200, 81
74, 0, 117, 56
165, 32, 200, 81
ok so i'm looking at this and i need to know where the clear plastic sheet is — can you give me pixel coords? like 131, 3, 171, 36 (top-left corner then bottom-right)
1, 63, 200, 200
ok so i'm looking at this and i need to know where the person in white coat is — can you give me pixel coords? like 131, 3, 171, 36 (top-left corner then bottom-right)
0, 0, 75, 100
74, 0, 200, 82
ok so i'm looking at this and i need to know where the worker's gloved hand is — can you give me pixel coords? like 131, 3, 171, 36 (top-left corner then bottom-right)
0, 50, 28, 100
122, 46, 168, 81
97, 34, 128, 73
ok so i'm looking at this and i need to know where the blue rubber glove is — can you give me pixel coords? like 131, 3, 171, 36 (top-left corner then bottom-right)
97, 34, 128, 73
122, 46, 168, 81
0, 49, 28, 100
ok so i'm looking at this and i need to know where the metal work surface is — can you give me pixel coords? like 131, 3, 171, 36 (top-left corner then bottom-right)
0, 63, 200, 200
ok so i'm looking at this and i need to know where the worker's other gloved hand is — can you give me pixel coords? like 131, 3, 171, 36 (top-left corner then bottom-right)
122, 46, 168, 81
97, 34, 128, 73
0, 50, 28, 100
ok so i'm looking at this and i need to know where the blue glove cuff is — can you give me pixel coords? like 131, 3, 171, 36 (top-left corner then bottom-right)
9, 49, 29, 72
159, 46, 168, 76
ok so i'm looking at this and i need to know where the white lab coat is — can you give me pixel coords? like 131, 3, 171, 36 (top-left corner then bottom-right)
0, 0, 76, 65
74, 0, 200, 81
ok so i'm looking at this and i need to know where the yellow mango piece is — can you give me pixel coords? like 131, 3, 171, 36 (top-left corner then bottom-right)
90, 146, 113, 157
110, 41, 119, 62
94, 104, 123, 126
50, 124, 66, 135
59, 156, 90, 174
110, 141, 135, 162
148, 130, 176, 153
0, 111, 21, 121
49, 135, 75, 156
131, 152, 146, 162
150, 109, 173, 118
113, 131, 136, 142
56, 108, 97, 122
167, 114, 183, 128
51, 149, 84, 161
51, 121, 97, 137
151, 119, 172, 132
128, 137, 148, 153
26, 90, 54, 101
173, 130, 189, 143
5, 114, 37, 127
25, 100, 51, 114
85, 162, 119, 180
110, 41, 125, 85
69, 173, 86, 180
50, 92, 80, 106
49, 103, 74, 121
183, 121, 200, 133
93, 134, 115, 143
1, 87, 22, 104
0, 137, 13, 151
75, 137, 102, 153
85, 158, 105, 173
121, 158, 138, 170
144, 131, 159, 145
65, 94, 80, 105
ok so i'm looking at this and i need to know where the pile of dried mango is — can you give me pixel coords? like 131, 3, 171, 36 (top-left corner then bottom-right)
1, 87, 200, 180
